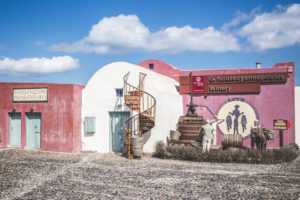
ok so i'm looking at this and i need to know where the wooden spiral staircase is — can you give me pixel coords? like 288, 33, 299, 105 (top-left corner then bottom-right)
123, 72, 156, 158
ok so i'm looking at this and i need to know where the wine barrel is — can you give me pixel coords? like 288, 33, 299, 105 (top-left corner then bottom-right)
177, 116, 206, 140
180, 133, 199, 140
131, 135, 144, 157
222, 134, 243, 148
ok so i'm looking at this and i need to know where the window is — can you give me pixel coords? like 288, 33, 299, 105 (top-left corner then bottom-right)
84, 117, 96, 133
149, 63, 154, 70
115, 88, 123, 97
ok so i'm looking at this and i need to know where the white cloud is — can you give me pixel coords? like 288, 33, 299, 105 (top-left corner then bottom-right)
238, 4, 300, 50
50, 14, 241, 54
222, 6, 262, 31
150, 26, 240, 53
0, 56, 79, 76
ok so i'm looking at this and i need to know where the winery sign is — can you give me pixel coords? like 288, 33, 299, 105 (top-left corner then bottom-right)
179, 72, 287, 95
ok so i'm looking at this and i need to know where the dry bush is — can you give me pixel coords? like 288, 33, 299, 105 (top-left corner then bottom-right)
154, 141, 299, 164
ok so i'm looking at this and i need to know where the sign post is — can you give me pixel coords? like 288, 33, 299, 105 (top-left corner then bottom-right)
273, 119, 291, 147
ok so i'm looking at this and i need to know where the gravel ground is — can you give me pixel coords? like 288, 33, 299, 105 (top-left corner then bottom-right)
0, 149, 299, 200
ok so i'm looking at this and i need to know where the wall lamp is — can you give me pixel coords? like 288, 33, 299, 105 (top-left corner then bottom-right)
30, 107, 35, 112
12, 107, 16, 112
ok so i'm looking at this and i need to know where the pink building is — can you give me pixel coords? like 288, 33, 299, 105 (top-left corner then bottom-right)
139, 59, 295, 148
0, 83, 84, 153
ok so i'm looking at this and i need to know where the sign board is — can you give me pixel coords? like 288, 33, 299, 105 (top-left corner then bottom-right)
179, 72, 288, 94
13, 88, 48, 102
273, 119, 289, 130
208, 83, 260, 94
208, 73, 287, 84
192, 76, 205, 93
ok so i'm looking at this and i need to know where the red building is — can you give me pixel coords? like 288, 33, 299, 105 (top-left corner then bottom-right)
0, 83, 84, 153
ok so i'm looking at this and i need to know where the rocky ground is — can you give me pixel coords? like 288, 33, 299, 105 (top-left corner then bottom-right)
0, 149, 299, 200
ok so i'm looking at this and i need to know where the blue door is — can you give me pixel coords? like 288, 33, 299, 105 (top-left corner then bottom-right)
9, 113, 21, 147
109, 112, 130, 152
26, 113, 41, 148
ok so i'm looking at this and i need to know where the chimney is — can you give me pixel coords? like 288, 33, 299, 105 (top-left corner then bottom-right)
256, 62, 261, 68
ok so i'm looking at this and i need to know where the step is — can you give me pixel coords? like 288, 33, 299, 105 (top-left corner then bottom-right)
125, 100, 140, 105
140, 125, 154, 130
128, 91, 140, 96
127, 105, 140, 109
140, 122, 155, 127
124, 95, 140, 101
140, 120, 155, 125
140, 114, 155, 122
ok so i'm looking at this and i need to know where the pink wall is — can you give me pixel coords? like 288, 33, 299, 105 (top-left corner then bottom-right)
181, 62, 295, 148
138, 59, 180, 82
138, 59, 295, 148
0, 83, 84, 153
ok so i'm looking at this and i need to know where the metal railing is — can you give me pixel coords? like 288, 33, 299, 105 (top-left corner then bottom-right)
123, 72, 156, 156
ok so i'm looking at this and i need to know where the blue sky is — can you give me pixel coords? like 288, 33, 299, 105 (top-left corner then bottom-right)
0, 0, 300, 85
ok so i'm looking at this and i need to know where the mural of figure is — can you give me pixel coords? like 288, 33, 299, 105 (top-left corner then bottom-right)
229, 105, 244, 135
226, 115, 232, 132
241, 115, 247, 132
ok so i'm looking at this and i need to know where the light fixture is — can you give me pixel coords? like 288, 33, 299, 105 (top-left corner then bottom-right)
12, 107, 16, 112
30, 107, 35, 112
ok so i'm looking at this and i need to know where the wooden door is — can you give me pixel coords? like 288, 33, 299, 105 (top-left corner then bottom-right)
9, 113, 21, 147
26, 113, 41, 148
109, 112, 130, 152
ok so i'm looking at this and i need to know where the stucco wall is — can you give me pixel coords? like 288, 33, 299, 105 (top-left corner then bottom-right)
0, 83, 84, 153
82, 62, 183, 153
296, 87, 300, 146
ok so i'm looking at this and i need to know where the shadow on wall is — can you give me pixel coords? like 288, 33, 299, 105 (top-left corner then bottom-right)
143, 130, 151, 145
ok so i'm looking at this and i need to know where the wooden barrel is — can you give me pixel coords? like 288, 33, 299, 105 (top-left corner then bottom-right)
131, 135, 144, 157
180, 133, 199, 140
177, 116, 205, 140
222, 134, 243, 148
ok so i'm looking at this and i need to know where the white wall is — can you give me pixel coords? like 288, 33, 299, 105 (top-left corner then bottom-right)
295, 87, 300, 146
82, 62, 183, 153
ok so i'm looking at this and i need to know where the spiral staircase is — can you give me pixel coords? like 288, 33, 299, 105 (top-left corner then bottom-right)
123, 72, 156, 158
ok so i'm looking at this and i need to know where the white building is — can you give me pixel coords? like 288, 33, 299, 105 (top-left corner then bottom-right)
81, 62, 183, 153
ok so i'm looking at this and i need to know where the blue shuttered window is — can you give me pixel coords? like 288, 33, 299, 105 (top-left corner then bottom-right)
85, 117, 96, 133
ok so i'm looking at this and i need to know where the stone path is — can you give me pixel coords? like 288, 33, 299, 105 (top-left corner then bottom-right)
0, 149, 299, 199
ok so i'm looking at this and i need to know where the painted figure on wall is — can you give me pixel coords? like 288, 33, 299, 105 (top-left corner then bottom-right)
228, 105, 244, 135
241, 115, 247, 132
226, 115, 232, 132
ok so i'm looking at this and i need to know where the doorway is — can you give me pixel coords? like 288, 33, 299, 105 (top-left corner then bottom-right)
109, 112, 130, 153
9, 113, 21, 147
26, 113, 41, 148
